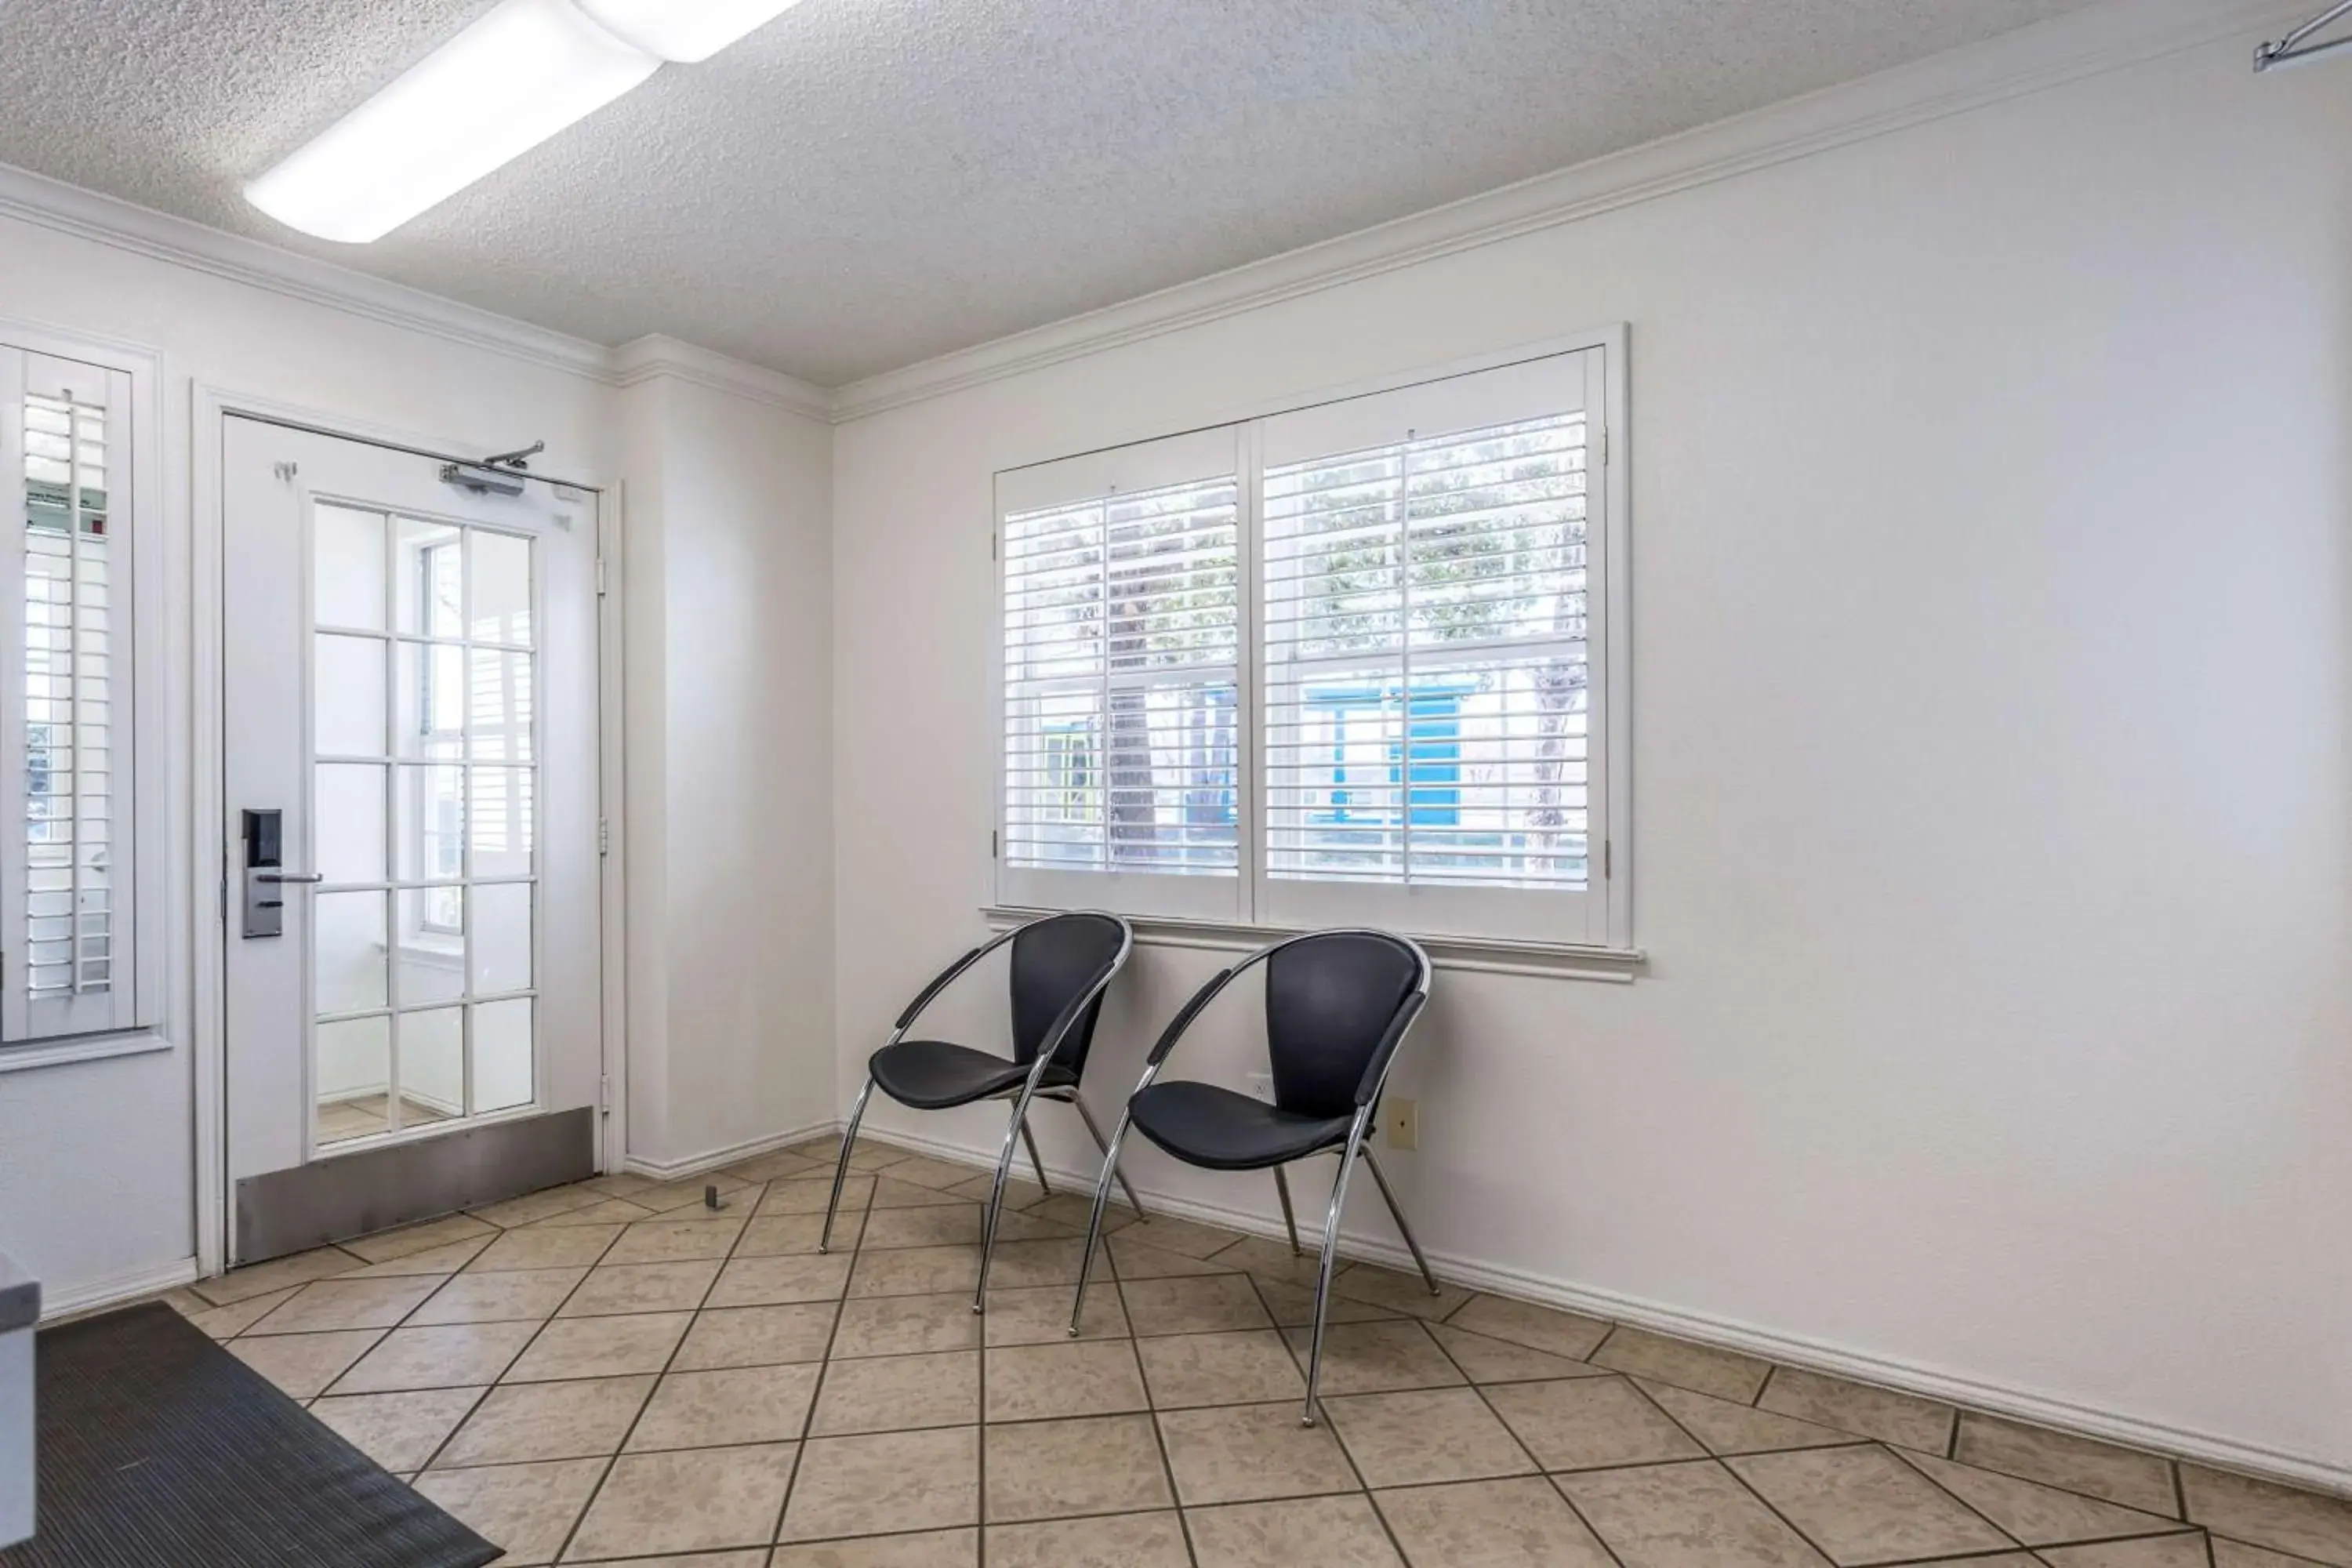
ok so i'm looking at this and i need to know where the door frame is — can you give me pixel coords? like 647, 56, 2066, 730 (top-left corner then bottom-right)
191, 386, 628, 1278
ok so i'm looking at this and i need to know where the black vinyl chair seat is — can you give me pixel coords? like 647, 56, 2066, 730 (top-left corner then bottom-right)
869, 1039, 1078, 1111
1127, 1080, 1353, 1171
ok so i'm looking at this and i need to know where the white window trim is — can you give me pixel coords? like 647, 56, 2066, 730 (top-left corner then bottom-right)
988, 327, 1636, 972
0, 323, 170, 1053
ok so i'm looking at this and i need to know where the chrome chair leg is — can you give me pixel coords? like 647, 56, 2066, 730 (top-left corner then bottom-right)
1071, 1094, 1148, 1219
1361, 1147, 1438, 1294
1068, 1107, 1137, 1336
1302, 1112, 1371, 1425
819, 1077, 875, 1254
1019, 1120, 1052, 1196
973, 1091, 1037, 1314
1273, 1163, 1303, 1257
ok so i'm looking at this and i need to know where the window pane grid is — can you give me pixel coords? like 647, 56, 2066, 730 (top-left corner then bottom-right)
314, 511, 538, 1148
1265, 412, 1590, 891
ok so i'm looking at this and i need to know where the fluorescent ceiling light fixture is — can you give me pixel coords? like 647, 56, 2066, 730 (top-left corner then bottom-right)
245, 0, 806, 243
575, 0, 808, 64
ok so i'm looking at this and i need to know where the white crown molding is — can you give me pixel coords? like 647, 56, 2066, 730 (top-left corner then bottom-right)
608, 334, 833, 422
827, 0, 2301, 422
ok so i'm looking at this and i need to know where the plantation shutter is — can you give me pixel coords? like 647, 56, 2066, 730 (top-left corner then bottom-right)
0, 348, 140, 1040
1258, 351, 1606, 942
996, 426, 1246, 920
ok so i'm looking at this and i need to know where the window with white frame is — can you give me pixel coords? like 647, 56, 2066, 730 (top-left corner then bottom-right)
1, 343, 158, 1044
995, 344, 1624, 946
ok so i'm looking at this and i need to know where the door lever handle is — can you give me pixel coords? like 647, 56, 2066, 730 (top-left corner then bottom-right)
252, 870, 325, 884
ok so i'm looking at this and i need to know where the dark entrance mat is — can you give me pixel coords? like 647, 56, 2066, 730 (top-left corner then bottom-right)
0, 1301, 497, 1568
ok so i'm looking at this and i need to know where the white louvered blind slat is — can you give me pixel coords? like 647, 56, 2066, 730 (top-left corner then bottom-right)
1262, 411, 1591, 891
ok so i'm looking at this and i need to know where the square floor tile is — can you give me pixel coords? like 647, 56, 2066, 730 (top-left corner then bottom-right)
1374, 1475, 1617, 1568
737, 1211, 841, 1257
603, 1218, 746, 1266
1730, 1445, 2014, 1564
193, 1248, 363, 1307
985, 1413, 1174, 1523
1137, 1330, 1306, 1409
559, 1261, 723, 1318
673, 1302, 840, 1370
564, 1442, 799, 1559
467, 1186, 606, 1229
1443, 1296, 1612, 1361
2043, 1538, 2214, 1568
1635, 1379, 1857, 1457
985, 1339, 1147, 1422
170, 1285, 300, 1339
468, 1225, 626, 1273
832, 1292, 985, 1358
849, 1244, 980, 1299
626, 1363, 822, 1451
779, 1426, 980, 1541
334, 1238, 498, 1279
1117, 1215, 1247, 1260
811, 1348, 980, 1435
436, 1374, 655, 1465
1330, 1264, 1472, 1320
1758, 1368, 1956, 1454
1283, 1319, 1464, 1396
332, 1321, 539, 1393
988, 1510, 1189, 1567
1157, 1402, 1362, 1505
2183, 1464, 2352, 1566
1251, 1278, 1406, 1329
1186, 1494, 1406, 1568
1027, 1195, 1138, 1234
872, 1178, 971, 1210
884, 1156, 987, 1190
761, 1175, 872, 1216
1324, 1386, 1537, 1488
985, 1283, 1128, 1347
943, 1173, 1045, 1209
228, 1328, 383, 1397
1955, 1413, 2180, 1518
1109, 1237, 1239, 1281
1207, 1236, 1327, 1288
1559, 1460, 1832, 1568
410, 1268, 588, 1325
862, 1204, 985, 1249
1591, 1327, 1773, 1403
414, 1457, 606, 1566
504, 1312, 693, 1382
706, 1253, 853, 1308
983, 1238, 1087, 1290
310, 1386, 484, 1471
245, 1276, 443, 1335
528, 1198, 659, 1229
1900, 1452, 2180, 1548
339, 1212, 496, 1264
1123, 1275, 1271, 1336
1428, 1324, 1603, 1385
1482, 1376, 1704, 1472
771, 1528, 975, 1566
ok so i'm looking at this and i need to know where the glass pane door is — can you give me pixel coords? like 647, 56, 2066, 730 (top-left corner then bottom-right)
311, 503, 538, 1149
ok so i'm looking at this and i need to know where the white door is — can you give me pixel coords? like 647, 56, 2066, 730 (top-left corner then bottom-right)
222, 416, 603, 1262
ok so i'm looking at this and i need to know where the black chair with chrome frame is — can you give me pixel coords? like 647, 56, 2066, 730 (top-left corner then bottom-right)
820, 911, 1145, 1315
1069, 927, 1439, 1425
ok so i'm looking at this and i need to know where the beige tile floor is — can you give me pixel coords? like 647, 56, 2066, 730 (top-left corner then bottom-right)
154, 1135, 2352, 1567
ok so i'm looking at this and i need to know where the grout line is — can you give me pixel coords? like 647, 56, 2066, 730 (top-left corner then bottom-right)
777, 1167, 869, 1555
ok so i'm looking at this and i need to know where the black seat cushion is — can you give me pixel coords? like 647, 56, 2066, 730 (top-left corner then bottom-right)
870, 1040, 1075, 1111
1127, 1080, 1354, 1171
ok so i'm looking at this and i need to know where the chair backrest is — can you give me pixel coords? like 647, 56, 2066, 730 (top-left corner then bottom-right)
1264, 930, 1425, 1120
1009, 913, 1128, 1074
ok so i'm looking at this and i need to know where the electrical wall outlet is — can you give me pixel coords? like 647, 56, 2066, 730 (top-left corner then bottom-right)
1384, 1098, 1419, 1151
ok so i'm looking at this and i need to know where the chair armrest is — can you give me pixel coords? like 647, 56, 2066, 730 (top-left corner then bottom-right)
895, 946, 983, 1031
1146, 968, 1236, 1067
1352, 990, 1428, 1107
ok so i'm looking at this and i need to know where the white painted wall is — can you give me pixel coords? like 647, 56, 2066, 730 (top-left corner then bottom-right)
829, 30, 2352, 1479
617, 373, 837, 1172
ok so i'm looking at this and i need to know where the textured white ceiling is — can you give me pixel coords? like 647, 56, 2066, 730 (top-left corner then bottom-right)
0, 0, 2096, 385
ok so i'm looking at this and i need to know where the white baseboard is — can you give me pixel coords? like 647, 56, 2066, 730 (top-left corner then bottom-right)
842, 1119, 2352, 1499
622, 1119, 839, 1183
38, 1257, 199, 1322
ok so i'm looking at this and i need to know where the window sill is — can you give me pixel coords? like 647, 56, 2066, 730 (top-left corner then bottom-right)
982, 906, 1645, 983
0, 1029, 174, 1075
